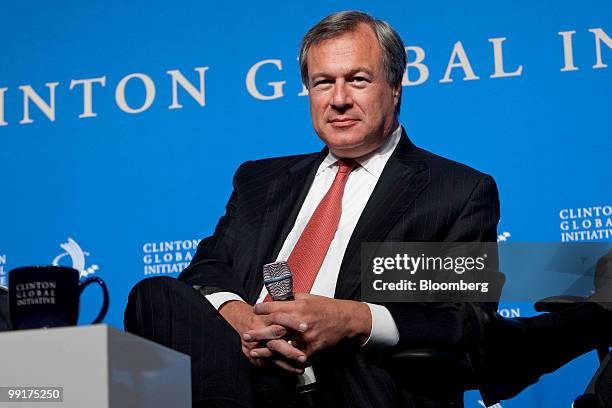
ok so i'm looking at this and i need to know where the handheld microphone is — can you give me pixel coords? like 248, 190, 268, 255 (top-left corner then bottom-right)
263, 261, 317, 407
263, 261, 294, 301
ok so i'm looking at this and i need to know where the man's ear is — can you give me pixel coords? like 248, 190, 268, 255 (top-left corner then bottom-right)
393, 83, 401, 106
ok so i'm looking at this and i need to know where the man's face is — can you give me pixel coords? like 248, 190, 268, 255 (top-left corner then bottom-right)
306, 23, 400, 158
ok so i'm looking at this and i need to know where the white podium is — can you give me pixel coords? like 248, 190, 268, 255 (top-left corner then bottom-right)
0, 324, 191, 407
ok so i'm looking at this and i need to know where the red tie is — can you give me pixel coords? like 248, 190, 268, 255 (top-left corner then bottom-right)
265, 159, 358, 301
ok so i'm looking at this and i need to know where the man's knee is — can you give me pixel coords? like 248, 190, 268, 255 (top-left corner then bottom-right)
126, 276, 193, 309
124, 276, 188, 333
124, 276, 226, 336
130, 276, 179, 296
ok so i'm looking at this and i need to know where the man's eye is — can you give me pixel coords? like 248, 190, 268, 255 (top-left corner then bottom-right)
313, 79, 332, 87
350, 77, 369, 86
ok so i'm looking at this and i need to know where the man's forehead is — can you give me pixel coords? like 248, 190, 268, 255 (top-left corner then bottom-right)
311, 23, 379, 53
307, 24, 382, 71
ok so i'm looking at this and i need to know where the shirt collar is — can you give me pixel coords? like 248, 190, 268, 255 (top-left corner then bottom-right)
318, 125, 403, 179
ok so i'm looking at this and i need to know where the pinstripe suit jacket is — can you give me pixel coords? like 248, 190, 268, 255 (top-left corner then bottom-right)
179, 129, 500, 351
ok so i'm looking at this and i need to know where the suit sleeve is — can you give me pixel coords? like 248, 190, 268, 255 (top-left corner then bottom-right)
444, 174, 500, 243
177, 163, 250, 300
384, 174, 501, 350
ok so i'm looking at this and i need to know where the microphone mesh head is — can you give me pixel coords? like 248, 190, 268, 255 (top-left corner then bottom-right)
263, 261, 294, 301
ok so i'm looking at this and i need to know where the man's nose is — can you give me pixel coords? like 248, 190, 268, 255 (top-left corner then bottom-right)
331, 83, 352, 109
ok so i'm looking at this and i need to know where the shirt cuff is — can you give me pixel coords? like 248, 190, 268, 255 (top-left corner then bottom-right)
362, 303, 400, 351
203, 291, 245, 310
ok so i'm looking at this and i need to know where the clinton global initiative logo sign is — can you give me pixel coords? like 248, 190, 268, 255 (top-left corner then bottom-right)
498, 307, 520, 318
0, 253, 6, 288
559, 205, 612, 242
142, 239, 200, 275
52, 237, 99, 278
497, 231, 511, 242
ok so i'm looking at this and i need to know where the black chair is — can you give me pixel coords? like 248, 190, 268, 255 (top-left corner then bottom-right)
384, 249, 611, 408
381, 302, 498, 406
384, 301, 610, 407
383, 347, 479, 406
534, 250, 611, 408
534, 296, 611, 408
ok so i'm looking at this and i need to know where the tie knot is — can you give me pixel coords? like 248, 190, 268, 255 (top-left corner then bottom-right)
336, 158, 358, 174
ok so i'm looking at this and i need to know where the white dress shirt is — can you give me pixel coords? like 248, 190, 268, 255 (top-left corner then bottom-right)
205, 126, 403, 349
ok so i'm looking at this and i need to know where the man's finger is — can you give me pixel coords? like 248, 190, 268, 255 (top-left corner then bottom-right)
266, 339, 307, 363
264, 312, 308, 333
244, 324, 287, 341
253, 301, 287, 315
249, 347, 274, 359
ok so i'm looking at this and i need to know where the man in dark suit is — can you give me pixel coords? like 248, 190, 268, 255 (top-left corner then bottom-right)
125, 11, 499, 408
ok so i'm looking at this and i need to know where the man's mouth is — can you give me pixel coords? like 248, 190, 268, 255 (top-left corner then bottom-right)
329, 118, 359, 127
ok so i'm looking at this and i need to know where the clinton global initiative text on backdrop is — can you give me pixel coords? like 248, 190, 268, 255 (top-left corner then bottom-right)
0, 28, 609, 127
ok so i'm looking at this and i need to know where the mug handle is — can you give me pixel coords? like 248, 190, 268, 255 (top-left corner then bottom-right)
78, 277, 110, 324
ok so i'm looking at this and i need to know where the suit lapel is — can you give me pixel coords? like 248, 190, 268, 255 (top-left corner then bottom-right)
246, 153, 324, 302
335, 131, 430, 299
258, 150, 327, 266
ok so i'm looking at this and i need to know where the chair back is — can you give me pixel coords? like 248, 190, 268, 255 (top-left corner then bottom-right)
0, 285, 11, 331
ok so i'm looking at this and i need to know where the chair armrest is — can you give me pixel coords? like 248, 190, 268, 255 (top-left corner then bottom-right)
381, 348, 477, 399
534, 296, 586, 313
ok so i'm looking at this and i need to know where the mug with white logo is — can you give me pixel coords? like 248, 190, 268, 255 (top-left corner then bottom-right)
8, 265, 109, 330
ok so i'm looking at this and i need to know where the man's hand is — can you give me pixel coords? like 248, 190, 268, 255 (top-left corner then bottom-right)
249, 293, 372, 358
218, 300, 307, 373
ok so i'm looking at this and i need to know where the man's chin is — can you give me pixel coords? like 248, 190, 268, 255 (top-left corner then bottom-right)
325, 134, 388, 159
320, 129, 362, 146
327, 142, 370, 159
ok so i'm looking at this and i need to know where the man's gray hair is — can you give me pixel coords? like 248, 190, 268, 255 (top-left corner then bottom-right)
299, 11, 406, 92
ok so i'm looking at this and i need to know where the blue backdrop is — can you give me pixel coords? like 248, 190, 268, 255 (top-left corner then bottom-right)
1, 1, 610, 406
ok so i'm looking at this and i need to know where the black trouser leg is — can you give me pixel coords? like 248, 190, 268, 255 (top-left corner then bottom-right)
124, 276, 252, 408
